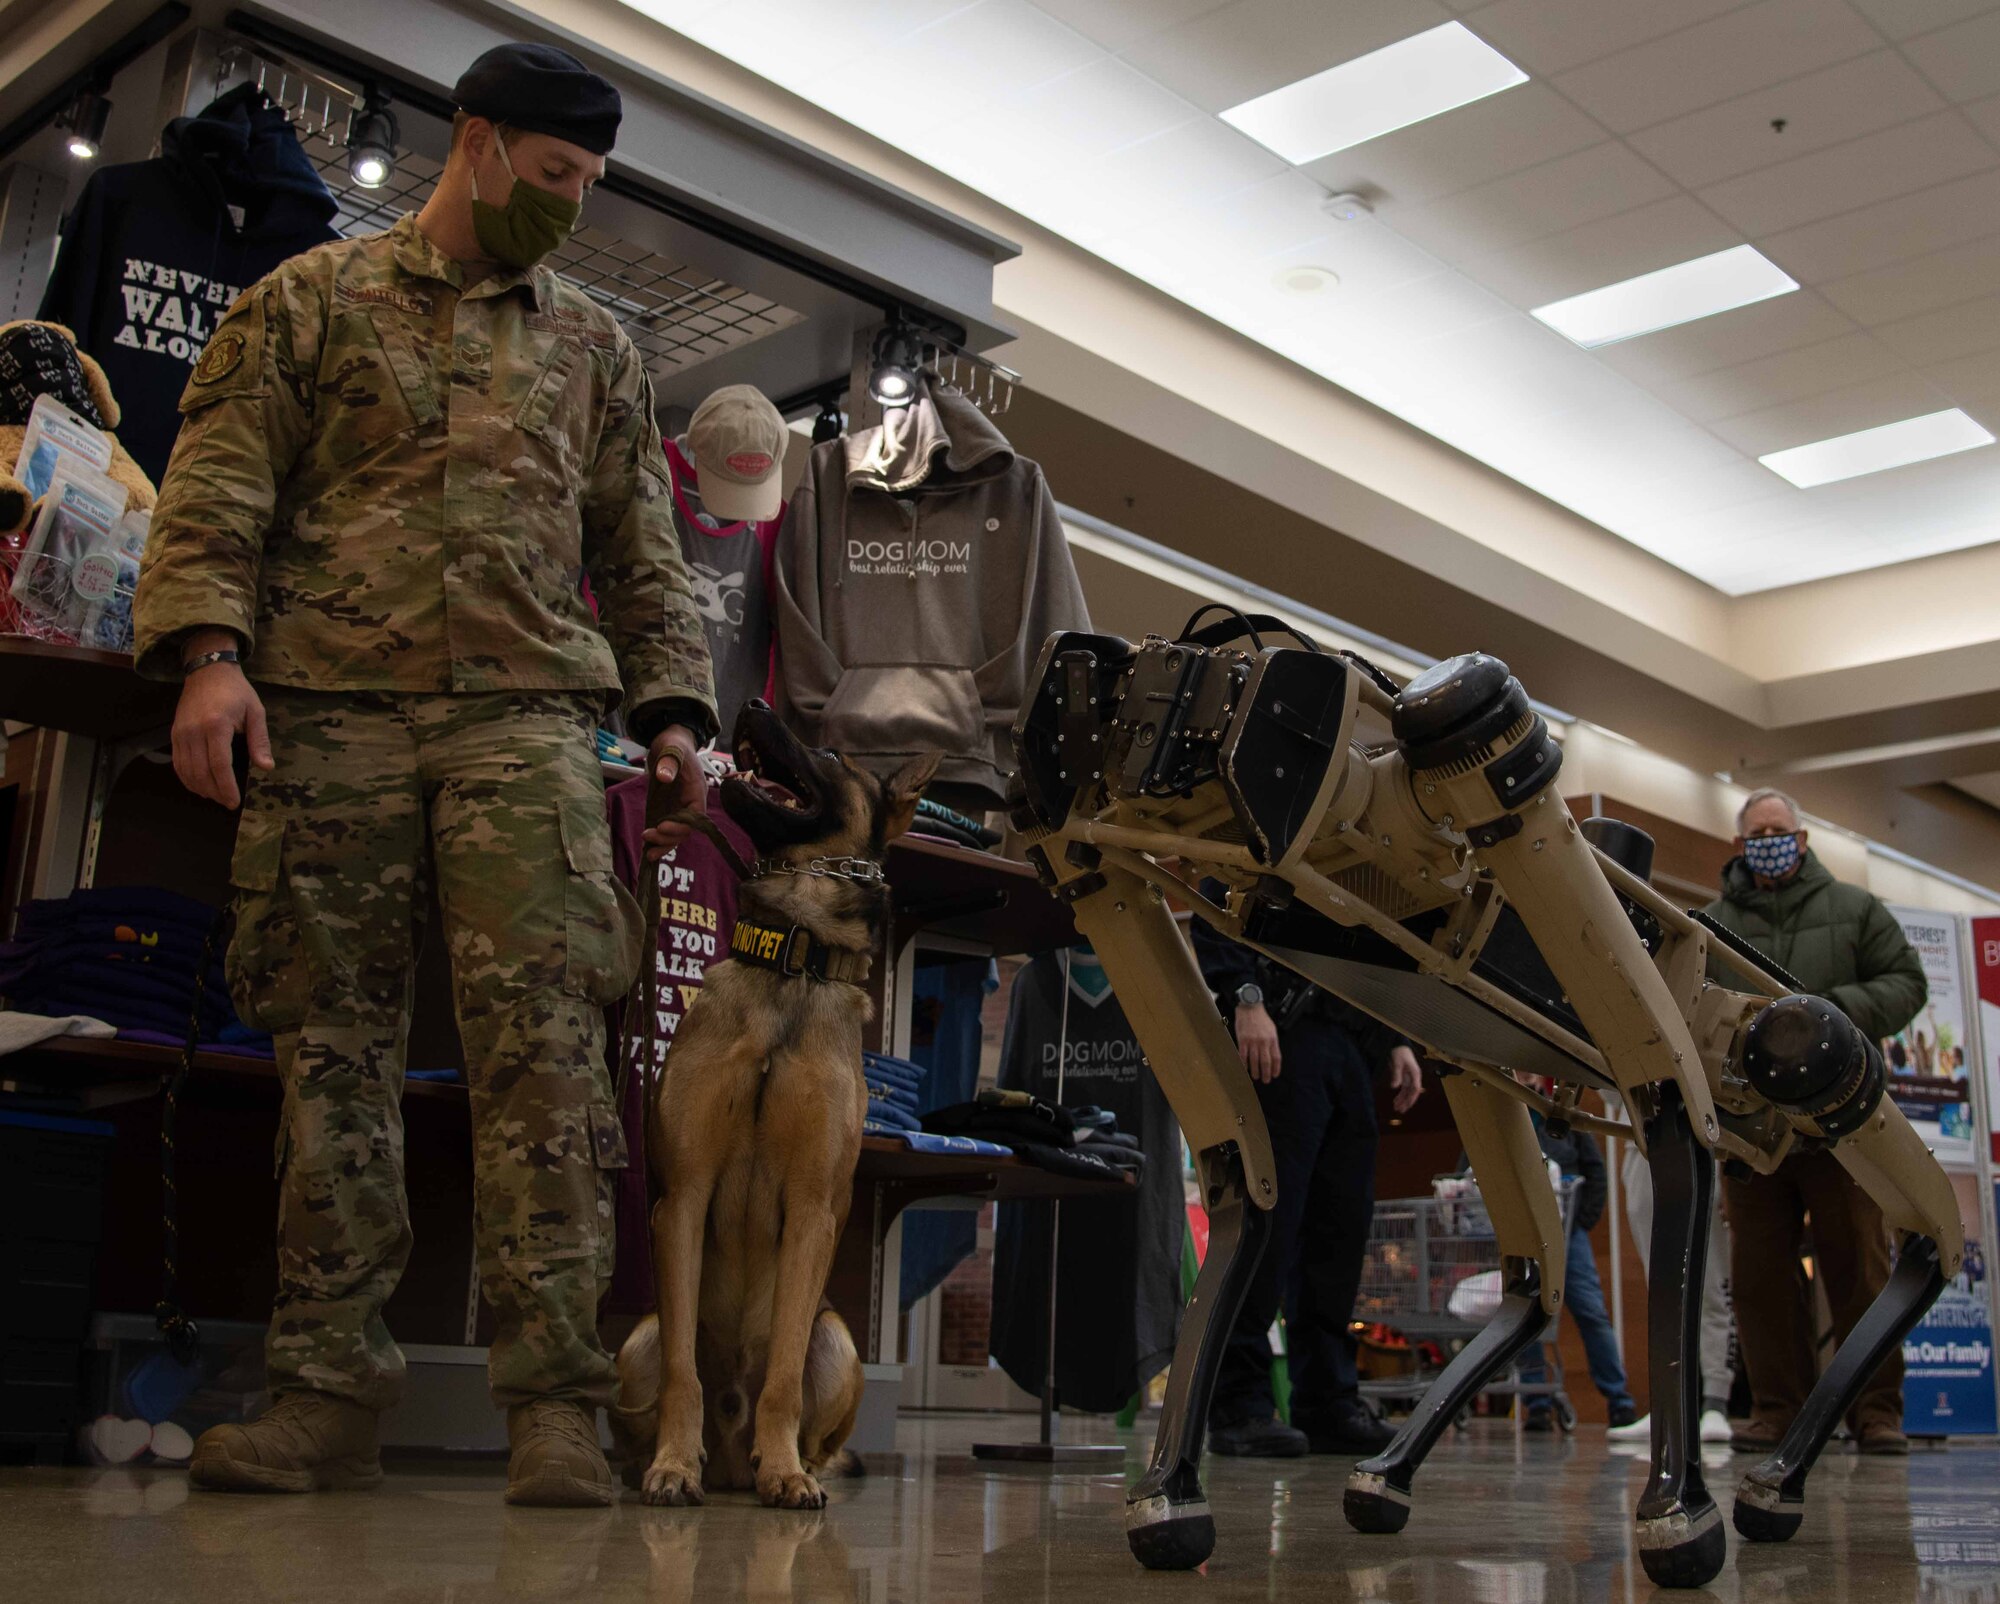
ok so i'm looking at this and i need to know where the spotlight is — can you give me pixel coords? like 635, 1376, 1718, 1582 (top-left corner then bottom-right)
868, 325, 921, 410
347, 92, 398, 189
62, 91, 112, 161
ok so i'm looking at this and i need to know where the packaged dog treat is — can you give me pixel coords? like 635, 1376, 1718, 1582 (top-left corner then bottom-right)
74, 508, 151, 651
12, 392, 114, 501
9, 459, 128, 637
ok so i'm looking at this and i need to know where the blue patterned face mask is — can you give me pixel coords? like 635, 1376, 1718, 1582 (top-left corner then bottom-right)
1744, 832, 1802, 880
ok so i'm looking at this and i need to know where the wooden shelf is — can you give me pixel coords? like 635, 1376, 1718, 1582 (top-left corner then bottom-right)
0, 638, 177, 740
887, 835, 1075, 957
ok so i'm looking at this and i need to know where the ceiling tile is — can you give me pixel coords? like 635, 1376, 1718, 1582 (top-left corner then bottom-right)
681, 0, 974, 87
1457, 0, 1750, 77
1228, 220, 1450, 304
1703, 370, 1957, 454
1627, 51, 1942, 188
1698, 111, 1996, 234
1871, 291, 2000, 361
1759, 169, 2000, 282
1847, 0, 1999, 39
1117, 167, 1331, 265
1965, 92, 2000, 145
1386, 142, 1677, 265
1924, 346, 2000, 406
1458, 194, 1740, 307
1590, 290, 1858, 382
1902, 8, 2000, 100
1820, 231, 2000, 323
1115, 0, 1451, 113
1067, 116, 1286, 238
1341, 268, 1519, 338
1628, 459, 1797, 517
1302, 82, 1606, 210
859, 1, 1103, 99
1652, 330, 1911, 419
1004, 56, 1200, 161
1028, 0, 1231, 52
1553, 0, 1881, 135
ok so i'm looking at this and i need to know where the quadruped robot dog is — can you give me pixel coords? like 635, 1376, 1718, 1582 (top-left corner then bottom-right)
1007, 608, 1962, 1590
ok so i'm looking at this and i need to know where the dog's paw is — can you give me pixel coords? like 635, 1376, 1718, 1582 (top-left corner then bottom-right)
757, 1467, 825, 1510
640, 1456, 706, 1507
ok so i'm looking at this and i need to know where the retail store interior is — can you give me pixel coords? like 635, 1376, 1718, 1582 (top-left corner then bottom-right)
5, 0, 2000, 1598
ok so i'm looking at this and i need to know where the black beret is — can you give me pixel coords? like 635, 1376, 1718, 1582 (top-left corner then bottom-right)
454, 43, 621, 156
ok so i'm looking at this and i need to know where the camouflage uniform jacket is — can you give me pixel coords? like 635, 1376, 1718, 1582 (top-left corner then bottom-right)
133, 213, 716, 739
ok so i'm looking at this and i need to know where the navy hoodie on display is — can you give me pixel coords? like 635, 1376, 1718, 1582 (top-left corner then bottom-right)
37, 84, 340, 483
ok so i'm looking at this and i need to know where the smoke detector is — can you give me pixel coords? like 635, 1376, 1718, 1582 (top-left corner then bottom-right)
1322, 191, 1374, 222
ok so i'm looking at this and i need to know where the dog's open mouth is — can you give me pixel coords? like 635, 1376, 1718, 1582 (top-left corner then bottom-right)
723, 707, 825, 832
735, 736, 813, 813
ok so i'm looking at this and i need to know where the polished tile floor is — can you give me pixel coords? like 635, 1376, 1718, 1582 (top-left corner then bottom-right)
6, 1415, 1999, 1601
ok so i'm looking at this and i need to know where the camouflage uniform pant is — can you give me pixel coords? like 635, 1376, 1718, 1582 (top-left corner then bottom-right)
227, 689, 644, 1411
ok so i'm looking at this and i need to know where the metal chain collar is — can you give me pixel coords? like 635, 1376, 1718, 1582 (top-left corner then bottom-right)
754, 855, 888, 885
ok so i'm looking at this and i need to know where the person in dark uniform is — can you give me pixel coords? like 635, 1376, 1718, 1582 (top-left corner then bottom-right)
1193, 887, 1423, 1456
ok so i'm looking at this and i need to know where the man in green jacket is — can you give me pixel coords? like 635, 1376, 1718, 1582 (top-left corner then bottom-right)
1706, 787, 1926, 1456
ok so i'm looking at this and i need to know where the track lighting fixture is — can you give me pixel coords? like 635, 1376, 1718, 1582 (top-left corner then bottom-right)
347, 90, 398, 189
867, 325, 921, 410
62, 91, 112, 161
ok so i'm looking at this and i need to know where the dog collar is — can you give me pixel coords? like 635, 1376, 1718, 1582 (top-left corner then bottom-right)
728, 916, 873, 986
755, 855, 887, 886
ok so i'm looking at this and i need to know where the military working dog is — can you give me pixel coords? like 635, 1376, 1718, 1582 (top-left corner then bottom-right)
610, 702, 937, 1508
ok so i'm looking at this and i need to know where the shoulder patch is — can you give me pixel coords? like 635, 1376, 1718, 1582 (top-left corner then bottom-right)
192, 328, 247, 385
179, 289, 269, 413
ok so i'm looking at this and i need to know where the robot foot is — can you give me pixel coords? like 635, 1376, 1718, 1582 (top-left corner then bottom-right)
1342, 1468, 1412, 1534
1732, 1474, 1805, 1545
1636, 1501, 1727, 1589
1126, 1491, 1215, 1571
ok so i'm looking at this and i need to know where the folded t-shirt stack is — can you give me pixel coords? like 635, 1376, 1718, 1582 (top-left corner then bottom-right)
863, 1051, 1011, 1157
907, 798, 1002, 853
862, 1050, 924, 1134
922, 1089, 1139, 1182
0, 886, 270, 1054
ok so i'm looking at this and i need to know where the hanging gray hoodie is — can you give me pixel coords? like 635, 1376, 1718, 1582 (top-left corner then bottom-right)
773, 378, 1090, 811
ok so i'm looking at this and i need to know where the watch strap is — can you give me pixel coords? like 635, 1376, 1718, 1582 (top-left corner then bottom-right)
182, 649, 243, 675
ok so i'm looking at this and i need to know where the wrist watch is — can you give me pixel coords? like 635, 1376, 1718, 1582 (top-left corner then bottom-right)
1235, 982, 1264, 1009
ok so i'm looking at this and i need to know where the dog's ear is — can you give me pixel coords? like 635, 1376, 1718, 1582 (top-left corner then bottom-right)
880, 752, 942, 842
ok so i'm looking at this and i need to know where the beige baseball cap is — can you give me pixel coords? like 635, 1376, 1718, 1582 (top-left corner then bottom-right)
686, 384, 787, 523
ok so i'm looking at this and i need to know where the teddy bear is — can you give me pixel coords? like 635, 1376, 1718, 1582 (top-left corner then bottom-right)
0, 319, 157, 537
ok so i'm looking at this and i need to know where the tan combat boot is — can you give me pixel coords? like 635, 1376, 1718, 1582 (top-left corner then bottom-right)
189, 1391, 382, 1493
505, 1398, 615, 1507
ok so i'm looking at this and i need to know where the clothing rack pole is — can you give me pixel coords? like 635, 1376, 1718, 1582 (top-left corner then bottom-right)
972, 948, 1126, 1467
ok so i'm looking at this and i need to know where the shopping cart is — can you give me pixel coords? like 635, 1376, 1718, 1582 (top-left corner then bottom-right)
1353, 1174, 1582, 1432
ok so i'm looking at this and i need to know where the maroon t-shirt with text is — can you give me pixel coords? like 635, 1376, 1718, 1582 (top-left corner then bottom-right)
603, 776, 753, 1313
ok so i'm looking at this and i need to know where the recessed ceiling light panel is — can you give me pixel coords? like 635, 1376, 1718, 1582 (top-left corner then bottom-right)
1759, 409, 1995, 489
1220, 22, 1528, 164
1531, 245, 1797, 348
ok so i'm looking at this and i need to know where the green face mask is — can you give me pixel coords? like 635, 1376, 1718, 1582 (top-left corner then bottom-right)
470, 138, 580, 270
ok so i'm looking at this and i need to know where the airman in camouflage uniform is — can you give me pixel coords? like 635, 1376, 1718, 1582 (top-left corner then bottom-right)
132, 44, 715, 1506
